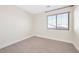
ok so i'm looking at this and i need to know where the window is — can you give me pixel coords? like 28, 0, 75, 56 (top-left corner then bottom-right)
48, 13, 69, 30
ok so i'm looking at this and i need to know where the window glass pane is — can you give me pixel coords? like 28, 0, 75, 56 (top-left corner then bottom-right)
48, 15, 56, 29
57, 13, 68, 29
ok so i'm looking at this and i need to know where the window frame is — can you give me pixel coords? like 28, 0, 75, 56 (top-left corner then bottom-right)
47, 12, 70, 30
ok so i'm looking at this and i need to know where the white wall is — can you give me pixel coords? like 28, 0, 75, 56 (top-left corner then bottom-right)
0, 5, 76, 49
0, 6, 33, 48
73, 6, 79, 51
33, 7, 74, 43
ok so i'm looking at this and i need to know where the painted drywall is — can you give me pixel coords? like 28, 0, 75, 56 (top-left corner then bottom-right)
33, 7, 74, 43
0, 5, 76, 49
73, 6, 79, 51
0, 6, 33, 48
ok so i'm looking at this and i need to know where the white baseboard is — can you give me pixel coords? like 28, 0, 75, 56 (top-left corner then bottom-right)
1, 35, 78, 52
35, 35, 72, 44
73, 43, 79, 52
0, 35, 34, 49
35, 35, 79, 51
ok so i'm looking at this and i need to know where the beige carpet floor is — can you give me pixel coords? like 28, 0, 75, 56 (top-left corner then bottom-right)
0, 36, 78, 53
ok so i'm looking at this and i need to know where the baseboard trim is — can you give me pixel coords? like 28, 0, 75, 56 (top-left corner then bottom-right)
35, 35, 79, 51
73, 43, 79, 52
0, 35, 34, 49
1, 35, 77, 51
35, 35, 72, 44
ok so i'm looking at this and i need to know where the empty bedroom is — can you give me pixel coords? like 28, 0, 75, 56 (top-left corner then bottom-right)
0, 5, 79, 53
